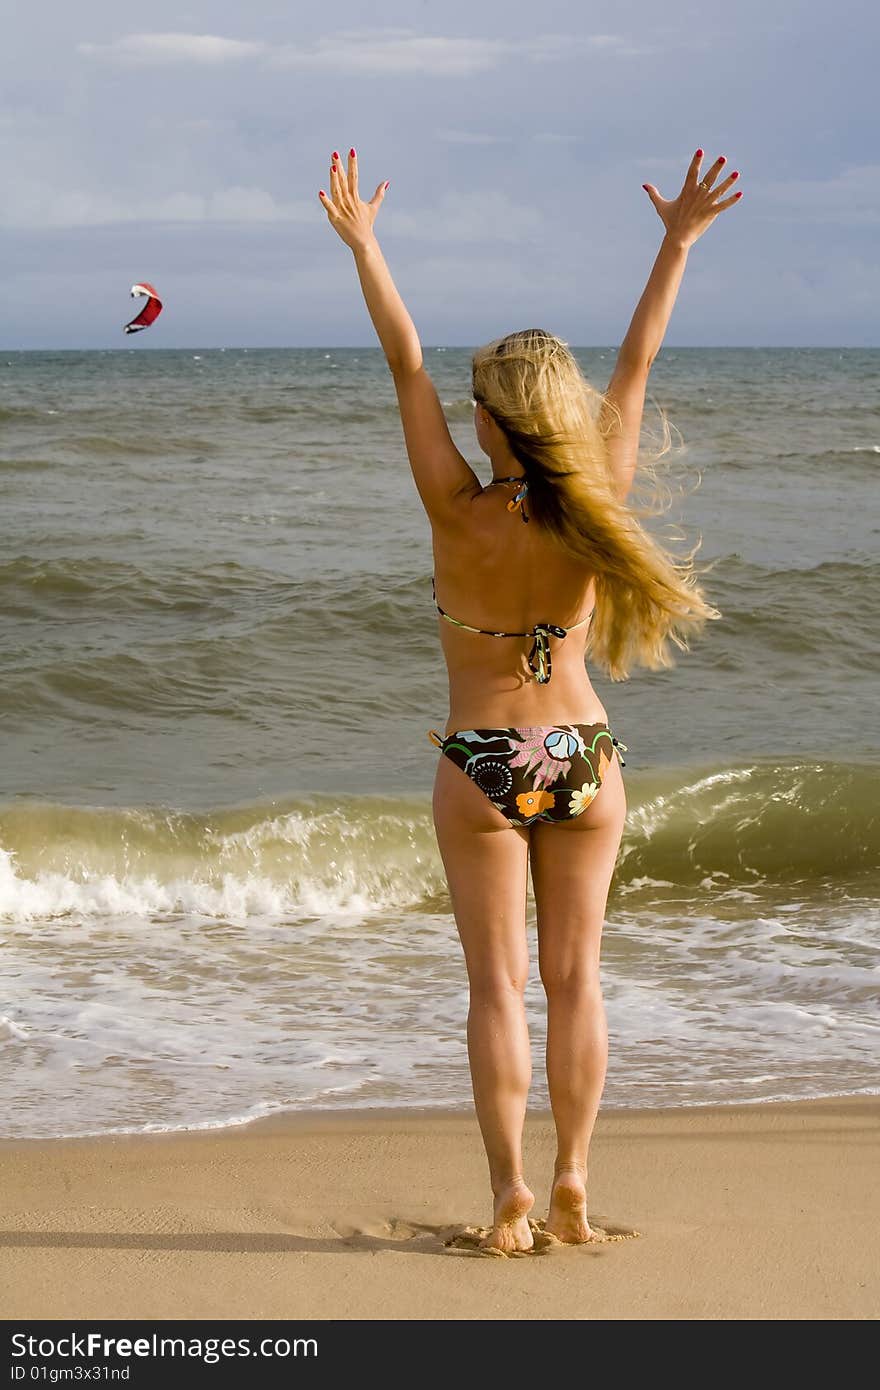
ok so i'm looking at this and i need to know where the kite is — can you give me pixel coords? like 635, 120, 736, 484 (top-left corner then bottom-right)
123, 282, 163, 335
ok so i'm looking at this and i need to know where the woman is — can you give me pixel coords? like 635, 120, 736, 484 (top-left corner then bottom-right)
319, 147, 737, 1252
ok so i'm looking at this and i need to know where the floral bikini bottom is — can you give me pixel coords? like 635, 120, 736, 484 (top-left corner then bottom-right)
428, 722, 627, 827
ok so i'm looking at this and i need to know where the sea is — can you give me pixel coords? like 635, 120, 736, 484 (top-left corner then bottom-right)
1, 346, 877, 1139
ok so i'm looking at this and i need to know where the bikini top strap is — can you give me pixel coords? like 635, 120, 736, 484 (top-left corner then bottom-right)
487, 474, 530, 523
432, 577, 593, 653
506, 479, 529, 523
433, 577, 525, 638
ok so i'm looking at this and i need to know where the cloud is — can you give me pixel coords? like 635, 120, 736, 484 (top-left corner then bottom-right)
76, 28, 641, 77
77, 33, 265, 65
271, 29, 642, 75
530, 132, 581, 145
436, 129, 509, 146
0, 182, 316, 229
756, 164, 880, 228
437, 130, 583, 147
383, 191, 544, 244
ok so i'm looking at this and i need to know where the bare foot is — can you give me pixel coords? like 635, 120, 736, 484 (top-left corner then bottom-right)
480, 1179, 535, 1253
546, 1166, 595, 1243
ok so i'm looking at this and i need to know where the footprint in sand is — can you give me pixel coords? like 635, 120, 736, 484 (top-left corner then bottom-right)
331, 1218, 459, 1249
329, 1216, 640, 1257
444, 1217, 641, 1259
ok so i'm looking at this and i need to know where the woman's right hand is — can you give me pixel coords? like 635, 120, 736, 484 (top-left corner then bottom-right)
319, 148, 388, 252
642, 150, 742, 249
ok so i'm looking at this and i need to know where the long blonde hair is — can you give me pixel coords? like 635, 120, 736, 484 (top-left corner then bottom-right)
471, 328, 721, 681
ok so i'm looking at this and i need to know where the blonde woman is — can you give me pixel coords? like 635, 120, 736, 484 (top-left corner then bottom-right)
319, 147, 738, 1252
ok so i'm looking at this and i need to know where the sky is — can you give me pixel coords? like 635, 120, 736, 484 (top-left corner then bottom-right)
2, 0, 877, 349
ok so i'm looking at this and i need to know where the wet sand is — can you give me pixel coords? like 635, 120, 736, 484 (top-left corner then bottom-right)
1, 1097, 877, 1320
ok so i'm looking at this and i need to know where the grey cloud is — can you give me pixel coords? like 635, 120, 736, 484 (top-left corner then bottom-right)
77, 27, 641, 78
530, 132, 580, 145
273, 28, 645, 74
382, 191, 545, 243
3, 1, 879, 348
755, 165, 880, 227
78, 33, 266, 64
436, 130, 510, 145
0, 181, 318, 230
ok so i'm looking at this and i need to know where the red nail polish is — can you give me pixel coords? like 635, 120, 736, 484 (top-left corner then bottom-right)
332, 151, 339, 161
384, 181, 390, 190
731, 170, 739, 178
719, 156, 726, 164
350, 148, 356, 158
319, 190, 325, 197
696, 149, 703, 157
735, 191, 743, 198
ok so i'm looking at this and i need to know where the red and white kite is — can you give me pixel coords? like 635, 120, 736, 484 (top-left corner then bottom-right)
123, 282, 163, 335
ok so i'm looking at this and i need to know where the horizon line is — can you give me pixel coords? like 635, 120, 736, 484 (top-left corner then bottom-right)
3, 343, 877, 353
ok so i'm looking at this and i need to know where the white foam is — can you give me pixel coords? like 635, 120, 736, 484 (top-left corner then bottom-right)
0, 1015, 29, 1041
617, 876, 675, 892
0, 842, 436, 923
2, 867, 878, 1139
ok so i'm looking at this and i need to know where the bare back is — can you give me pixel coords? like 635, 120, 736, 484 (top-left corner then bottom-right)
432, 486, 608, 732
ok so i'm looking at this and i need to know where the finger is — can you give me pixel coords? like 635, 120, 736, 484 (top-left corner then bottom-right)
699, 154, 728, 193
686, 148, 704, 185
714, 167, 740, 197
329, 152, 346, 205
642, 182, 662, 206
713, 190, 744, 212
329, 153, 350, 207
348, 147, 358, 200
368, 180, 389, 209
318, 188, 337, 217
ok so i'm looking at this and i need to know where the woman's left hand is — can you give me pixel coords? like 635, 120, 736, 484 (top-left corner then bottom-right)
319, 148, 388, 251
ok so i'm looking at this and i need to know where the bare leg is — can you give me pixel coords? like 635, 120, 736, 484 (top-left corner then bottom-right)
530, 754, 626, 1241
433, 754, 534, 1252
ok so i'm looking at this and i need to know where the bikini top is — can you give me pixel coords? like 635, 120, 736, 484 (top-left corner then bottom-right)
432, 476, 594, 686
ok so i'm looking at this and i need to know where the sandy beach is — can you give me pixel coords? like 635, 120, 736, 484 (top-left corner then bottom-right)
0, 1096, 876, 1321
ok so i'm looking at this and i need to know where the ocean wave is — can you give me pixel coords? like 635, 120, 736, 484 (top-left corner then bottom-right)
0, 456, 58, 471
439, 397, 476, 421
0, 554, 279, 617
0, 406, 51, 424
0, 794, 445, 922
60, 432, 220, 459
769, 445, 880, 470
615, 761, 879, 884
697, 557, 878, 666
1, 762, 876, 923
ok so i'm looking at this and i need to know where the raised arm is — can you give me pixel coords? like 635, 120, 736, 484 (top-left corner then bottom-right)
319, 149, 480, 524
601, 149, 743, 500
